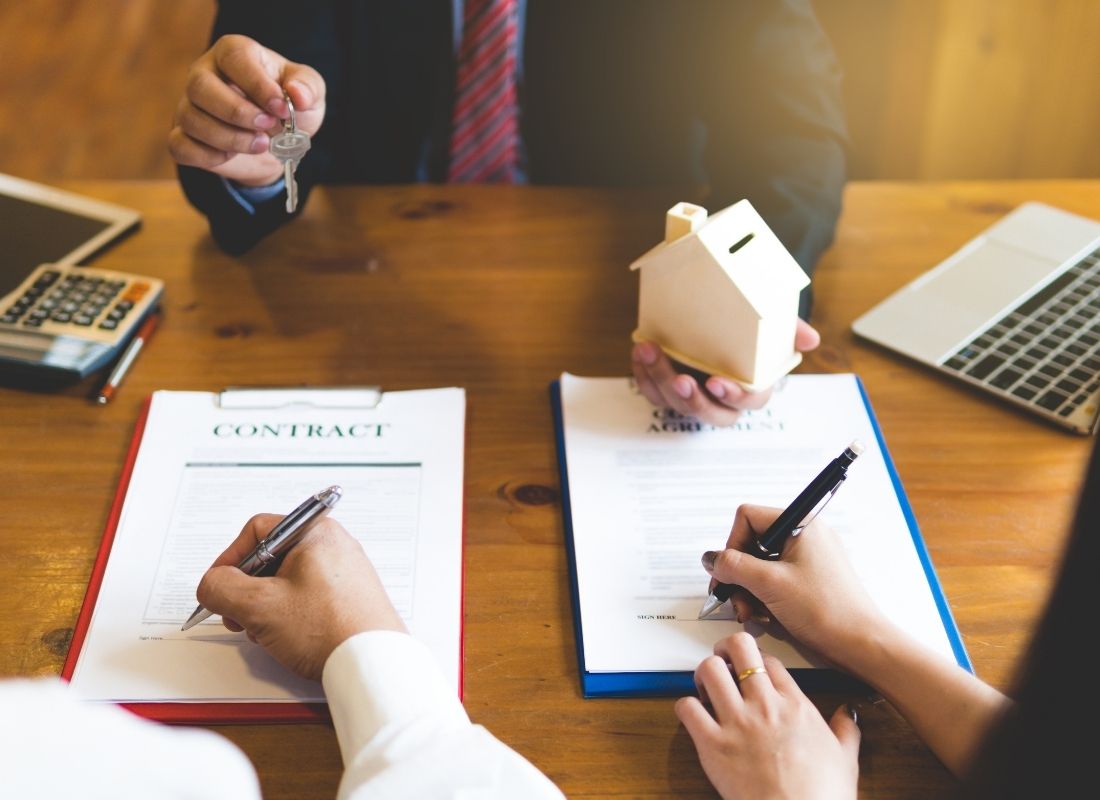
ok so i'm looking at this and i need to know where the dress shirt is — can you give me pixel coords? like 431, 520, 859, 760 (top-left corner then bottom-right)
0, 631, 562, 799
0, 678, 261, 799
324, 631, 563, 799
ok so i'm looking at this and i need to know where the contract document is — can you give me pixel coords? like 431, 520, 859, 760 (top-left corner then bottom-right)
63, 386, 465, 722
551, 373, 970, 697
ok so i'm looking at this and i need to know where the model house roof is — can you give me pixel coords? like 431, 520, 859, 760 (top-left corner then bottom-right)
629, 200, 809, 319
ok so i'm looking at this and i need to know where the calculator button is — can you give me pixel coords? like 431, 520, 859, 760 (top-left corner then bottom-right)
22, 318, 43, 327
1, 314, 19, 324
73, 314, 94, 326
1037, 390, 1068, 411
98, 318, 119, 330
121, 284, 147, 302
51, 312, 72, 323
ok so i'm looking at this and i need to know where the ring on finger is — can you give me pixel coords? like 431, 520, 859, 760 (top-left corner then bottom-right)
735, 666, 767, 685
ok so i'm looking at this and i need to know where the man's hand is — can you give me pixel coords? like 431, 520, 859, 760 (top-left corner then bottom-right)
631, 319, 821, 427
195, 515, 405, 682
168, 34, 326, 187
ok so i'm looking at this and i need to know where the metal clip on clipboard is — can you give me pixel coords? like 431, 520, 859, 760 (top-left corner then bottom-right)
217, 385, 383, 409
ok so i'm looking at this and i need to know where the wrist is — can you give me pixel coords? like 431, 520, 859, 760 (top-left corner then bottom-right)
232, 171, 284, 189
829, 616, 912, 686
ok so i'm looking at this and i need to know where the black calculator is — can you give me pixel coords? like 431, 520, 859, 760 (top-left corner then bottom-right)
0, 262, 164, 387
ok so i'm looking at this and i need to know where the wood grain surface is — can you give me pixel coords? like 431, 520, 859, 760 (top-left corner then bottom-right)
1, 180, 1096, 798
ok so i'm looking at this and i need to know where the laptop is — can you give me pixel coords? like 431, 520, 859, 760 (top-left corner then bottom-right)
852, 202, 1100, 434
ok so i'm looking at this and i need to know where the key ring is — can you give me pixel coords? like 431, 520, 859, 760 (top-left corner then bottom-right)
283, 90, 296, 130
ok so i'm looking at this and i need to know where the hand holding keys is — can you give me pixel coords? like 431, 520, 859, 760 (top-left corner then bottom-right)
270, 90, 311, 213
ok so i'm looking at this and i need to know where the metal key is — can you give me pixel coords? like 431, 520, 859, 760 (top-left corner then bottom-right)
269, 91, 311, 213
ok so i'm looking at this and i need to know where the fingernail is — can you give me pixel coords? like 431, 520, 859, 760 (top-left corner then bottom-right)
846, 704, 859, 725
701, 551, 717, 572
266, 97, 284, 115
250, 133, 268, 153
674, 379, 693, 399
707, 380, 726, 398
253, 113, 276, 128
750, 612, 771, 625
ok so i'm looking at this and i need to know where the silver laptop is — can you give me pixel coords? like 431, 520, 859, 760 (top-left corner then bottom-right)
852, 202, 1100, 434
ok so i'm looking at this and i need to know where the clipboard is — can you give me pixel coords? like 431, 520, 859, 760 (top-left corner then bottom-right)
216, 385, 382, 409
549, 373, 971, 698
63, 384, 467, 724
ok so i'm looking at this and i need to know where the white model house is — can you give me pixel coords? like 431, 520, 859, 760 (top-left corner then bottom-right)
630, 200, 810, 391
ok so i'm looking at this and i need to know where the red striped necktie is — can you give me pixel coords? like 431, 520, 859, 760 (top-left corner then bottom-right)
447, 0, 521, 183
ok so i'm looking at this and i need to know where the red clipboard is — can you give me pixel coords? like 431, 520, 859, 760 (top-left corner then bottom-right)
61, 388, 466, 725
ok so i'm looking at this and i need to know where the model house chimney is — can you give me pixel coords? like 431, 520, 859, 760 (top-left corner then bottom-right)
665, 202, 708, 243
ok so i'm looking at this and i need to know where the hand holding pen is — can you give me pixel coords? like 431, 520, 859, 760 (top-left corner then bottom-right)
699, 441, 864, 620
182, 485, 342, 631
185, 494, 407, 681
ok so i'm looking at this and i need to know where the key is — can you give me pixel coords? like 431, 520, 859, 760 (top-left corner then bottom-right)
269, 91, 311, 213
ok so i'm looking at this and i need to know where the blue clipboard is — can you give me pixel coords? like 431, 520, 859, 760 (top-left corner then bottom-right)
549, 376, 972, 698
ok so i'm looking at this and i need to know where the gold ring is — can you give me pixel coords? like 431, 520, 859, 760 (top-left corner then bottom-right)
736, 666, 767, 684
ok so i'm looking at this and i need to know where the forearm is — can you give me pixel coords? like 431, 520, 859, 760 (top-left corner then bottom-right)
838, 623, 1011, 776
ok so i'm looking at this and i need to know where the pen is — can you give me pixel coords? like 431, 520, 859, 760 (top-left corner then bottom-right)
96, 310, 161, 405
698, 440, 864, 620
180, 485, 342, 631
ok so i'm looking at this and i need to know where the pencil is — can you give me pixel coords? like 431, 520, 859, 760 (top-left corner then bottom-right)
96, 310, 161, 405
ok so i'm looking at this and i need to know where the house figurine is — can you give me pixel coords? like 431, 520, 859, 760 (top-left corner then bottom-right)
630, 200, 810, 392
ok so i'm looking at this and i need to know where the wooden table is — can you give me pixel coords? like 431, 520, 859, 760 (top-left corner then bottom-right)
2, 180, 1096, 798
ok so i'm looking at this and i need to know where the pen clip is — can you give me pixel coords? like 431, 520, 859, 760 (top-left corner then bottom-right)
789, 478, 844, 537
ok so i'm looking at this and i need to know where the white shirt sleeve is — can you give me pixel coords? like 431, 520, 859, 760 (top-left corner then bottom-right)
0, 678, 261, 800
322, 630, 565, 800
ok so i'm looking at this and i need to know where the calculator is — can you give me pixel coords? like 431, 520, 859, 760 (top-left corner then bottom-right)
0, 262, 164, 387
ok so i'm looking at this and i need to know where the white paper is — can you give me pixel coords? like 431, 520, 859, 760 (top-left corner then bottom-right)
68, 387, 465, 703
559, 373, 958, 674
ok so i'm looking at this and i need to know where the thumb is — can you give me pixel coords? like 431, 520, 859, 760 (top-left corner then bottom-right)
196, 565, 275, 628
829, 704, 862, 761
282, 64, 326, 112
795, 318, 821, 352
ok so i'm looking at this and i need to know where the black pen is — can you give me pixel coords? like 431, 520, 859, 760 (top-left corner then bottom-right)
698, 440, 864, 619
181, 485, 342, 631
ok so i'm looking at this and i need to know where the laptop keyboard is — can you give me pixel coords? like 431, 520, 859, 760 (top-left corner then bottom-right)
942, 245, 1100, 420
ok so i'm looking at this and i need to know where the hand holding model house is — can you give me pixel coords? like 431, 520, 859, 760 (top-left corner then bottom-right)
630, 200, 820, 426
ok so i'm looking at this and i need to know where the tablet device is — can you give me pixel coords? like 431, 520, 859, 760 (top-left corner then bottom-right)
0, 171, 141, 298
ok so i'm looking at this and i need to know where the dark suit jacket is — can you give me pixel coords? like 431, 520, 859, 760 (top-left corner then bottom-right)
179, 0, 848, 316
